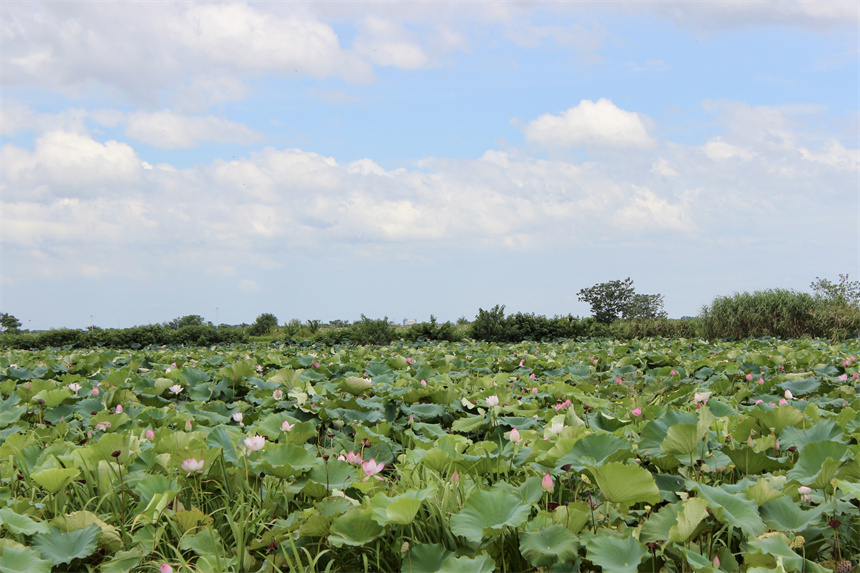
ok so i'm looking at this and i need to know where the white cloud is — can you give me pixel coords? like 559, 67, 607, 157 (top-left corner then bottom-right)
520, 99, 656, 150
124, 111, 263, 149
651, 158, 679, 177
799, 140, 860, 171
702, 137, 757, 162
238, 279, 261, 292
1, 131, 141, 196
353, 17, 431, 69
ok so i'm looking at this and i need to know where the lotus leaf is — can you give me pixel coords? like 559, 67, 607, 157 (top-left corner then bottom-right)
450, 488, 531, 543
32, 524, 100, 565
587, 462, 660, 506
585, 531, 646, 573
0, 546, 52, 573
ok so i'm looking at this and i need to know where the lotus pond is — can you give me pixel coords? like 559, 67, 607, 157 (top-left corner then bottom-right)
0, 337, 859, 572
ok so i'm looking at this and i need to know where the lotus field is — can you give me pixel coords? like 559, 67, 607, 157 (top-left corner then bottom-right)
1, 337, 859, 572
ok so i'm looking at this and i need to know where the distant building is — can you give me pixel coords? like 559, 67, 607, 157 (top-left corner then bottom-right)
403, 318, 417, 326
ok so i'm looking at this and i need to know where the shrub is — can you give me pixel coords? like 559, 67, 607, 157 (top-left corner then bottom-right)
248, 313, 279, 336
610, 317, 699, 339
698, 289, 858, 340
401, 316, 465, 342
349, 315, 397, 345
469, 305, 509, 342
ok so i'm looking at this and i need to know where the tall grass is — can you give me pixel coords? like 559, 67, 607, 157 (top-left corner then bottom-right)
698, 288, 860, 340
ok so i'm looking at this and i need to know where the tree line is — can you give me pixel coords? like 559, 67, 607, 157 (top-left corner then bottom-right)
2, 275, 858, 349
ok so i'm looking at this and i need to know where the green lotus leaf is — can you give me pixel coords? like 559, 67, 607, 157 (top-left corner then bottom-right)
749, 404, 804, 435
450, 488, 531, 543
170, 509, 214, 534
723, 447, 785, 476
661, 423, 700, 456
585, 531, 646, 573
402, 543, 457, 573
179, 528, 228, 557
587, 462, 660, 506
452, 415, 486, 433
98, 547, 144, 573
691, 483, 765, 538
641, 501, 681, 544
31, 388, 71, 409
369, 488, 433, 525
554, 433, 633, 471
32, 524, 100, 565
744, 534, 828, 573
0, 508, 50, 535
786, 440, 849, 490
32, 467, 79, 494
0, 546, 52, 573
743, 477, 784, 506
519, 524, 579, 567
51, 510, 122, 551
777, 378, 821, 397
259, 444, 318, 478
329, 508, 384, 547
436, 554, 496, 573
639, 411, 698, 456
760, 496, 825, 532
779, 419, 843, 452
340, 376, 373, 395
669, 497, 709, 543
677, 546, 717, 572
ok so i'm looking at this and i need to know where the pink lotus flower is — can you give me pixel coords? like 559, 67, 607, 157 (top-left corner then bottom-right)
161, 565, 174, 573
451, 471, 459, 484
693, 392, 711, 404
779, 398, 788, 405
115, 404, 123, 414
281, 420, 295, 432
91, 387, 99, 396
362, 459, 385, 481
232, 412, 244, 426
273, 389, 283, 400
169, 384, 183, 395
757, 377, 764, 385
798, 486, 812, 495
185, 419, 192, 431
182, 457, 205, 476
509, 428, 522, 444
745, 373, 753, 381
420, 379, 427, 386
529, 373, 536, 380
854, 372, 859, 379
243, 435, 265, 452
486, 395, 499, 407
784, 390, 793, 400
541, 472, 554, 493
616, 377, 623, 384
345, 451, 362, 464
406, 357, 414, 364
145, 429, 155, 440
631, 407, 642, 417
755, 399, 763, 404
531, 387, 538, 394
68, 383, 82, 393
670, 370, 677, 376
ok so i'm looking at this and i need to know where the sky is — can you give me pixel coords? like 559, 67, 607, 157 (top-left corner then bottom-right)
1, 1, 859, 330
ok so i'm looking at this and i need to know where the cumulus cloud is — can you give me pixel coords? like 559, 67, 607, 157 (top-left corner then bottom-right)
519, 99, 656, 150
1, 131, 141, 197
123, 111, 263, 149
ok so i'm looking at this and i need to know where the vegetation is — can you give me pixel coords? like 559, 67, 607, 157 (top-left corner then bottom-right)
0, 313, 22, 332
0, 338, 858, 572
247, 313, 279, 337
577, 278, 666, 324
699, 288, 860, 341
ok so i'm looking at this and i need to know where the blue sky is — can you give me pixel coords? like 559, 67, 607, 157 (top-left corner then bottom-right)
1, 1, 858, 330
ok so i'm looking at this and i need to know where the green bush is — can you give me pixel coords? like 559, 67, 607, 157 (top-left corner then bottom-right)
348, 315, 397, 345
401, 316, 465, 342
609, 317, 699, 339
698, 289, 859, 340
0, 324, 247, 350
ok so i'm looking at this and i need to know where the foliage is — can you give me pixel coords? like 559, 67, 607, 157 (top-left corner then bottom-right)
0, 337, 859, 571
0, 313, 22, 332
400, 316, 465, 342
577, 278, 666, 324
622, 293, 668, 320
811, 274, 860, 306
610, 317, 698, 339
699, 288, 860, 340
0, 323, 247, 349
247, 313, 279, 336
166, 315, 209, 329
